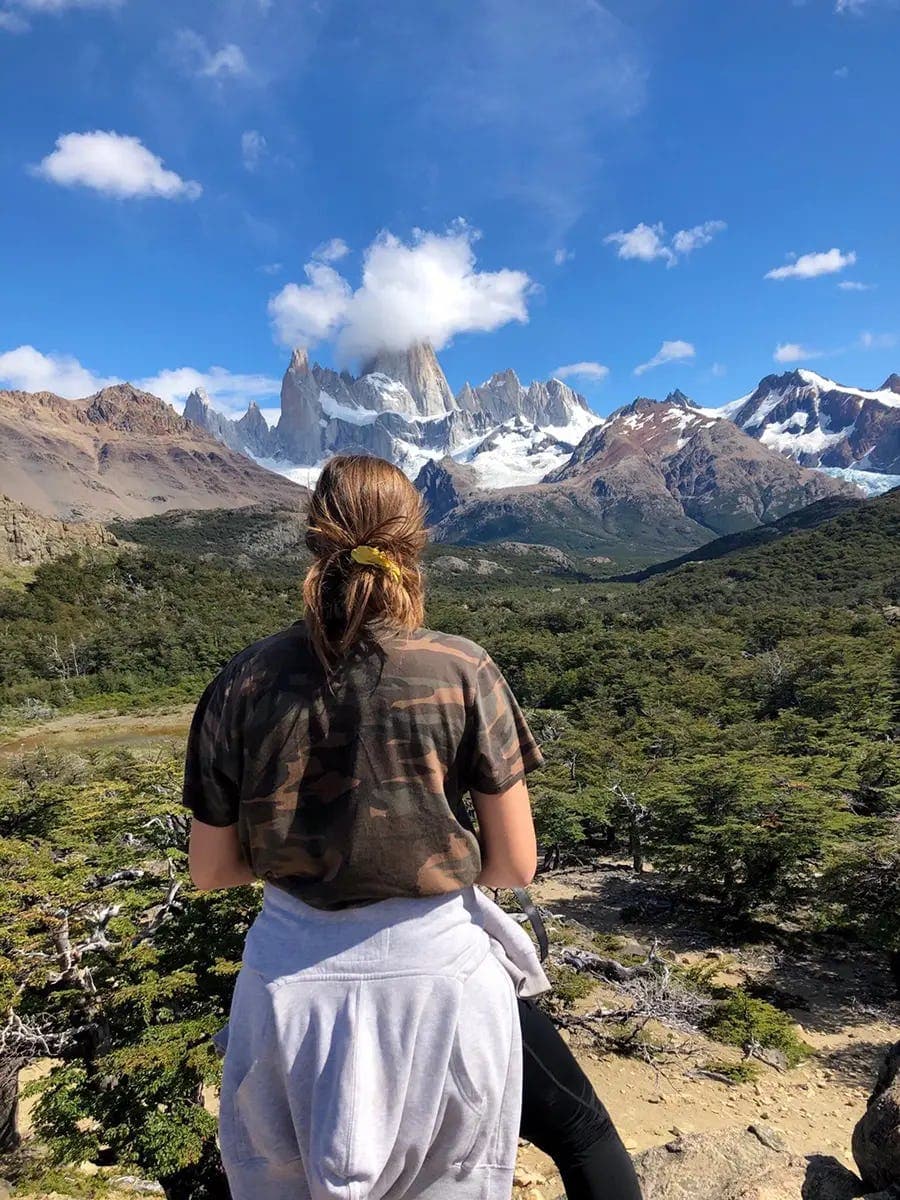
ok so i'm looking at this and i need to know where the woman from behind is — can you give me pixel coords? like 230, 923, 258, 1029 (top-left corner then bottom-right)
183, 454, 544, 1200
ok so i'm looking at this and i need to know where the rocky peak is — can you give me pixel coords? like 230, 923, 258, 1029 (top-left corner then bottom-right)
414, 456, 479, 524
880, 373, 900, 394
82, 384, 187, 436
183, 388, 210, 424
360, 343, 454, 418
289, 348, 310, 376
664, 388, 692, 408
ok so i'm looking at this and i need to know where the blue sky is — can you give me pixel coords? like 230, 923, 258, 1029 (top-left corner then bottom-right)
1, 0, 899, 419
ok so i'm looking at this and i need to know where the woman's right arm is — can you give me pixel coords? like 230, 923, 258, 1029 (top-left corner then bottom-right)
471, 779, 537, 889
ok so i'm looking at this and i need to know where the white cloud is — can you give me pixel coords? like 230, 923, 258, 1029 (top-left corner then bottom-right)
605, 219, 725, 267
171, 29, 251, 80
259, 262, 283, 275
553, 247, 574, 265
0, 345, 280, 415
833, 65, 849, 77
241, 130, 266, 171
710, 362, 727, 378
634, 340, 696, 376
835, 0, 868, 12
33, 131, 201, 200
859, 331, 897, 351
765, 247, 856, 280
0, 345, 116, 396
269, 263, 353, 349
606, 221, 673, 265
0, 10, 30, 30
136, 366, 281, 414
553, 361, 609, 383
838, 280, 874, 291
312, 237, 350, 264
670, 220, 728, 256
774, 342, 822, 363
269, 223, 532, 363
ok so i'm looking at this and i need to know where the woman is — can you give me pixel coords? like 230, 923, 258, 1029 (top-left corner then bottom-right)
183, 454, 640, 1200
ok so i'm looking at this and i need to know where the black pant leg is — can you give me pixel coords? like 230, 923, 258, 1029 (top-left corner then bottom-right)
518, 997, 643, 1200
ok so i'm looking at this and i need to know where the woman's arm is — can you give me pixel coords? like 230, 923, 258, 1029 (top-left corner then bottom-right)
471, 779, 537, 889
188, 818, 256, 891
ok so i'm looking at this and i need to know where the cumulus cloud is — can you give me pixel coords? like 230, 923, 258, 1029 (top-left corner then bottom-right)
774, 342, 822, 363
553, 361, 609, 383
312, 237, 350, 263
634, 340, 696, 376
765, 248, 856, 280
605, 220, 725, 267
269, 224, 532, 363
33, 131, 201, 199
838, 280, 874, 291
0, 345, 279, 413
171, 29, 251, 80
241, 130, 267, 171
0, 345, 117, 396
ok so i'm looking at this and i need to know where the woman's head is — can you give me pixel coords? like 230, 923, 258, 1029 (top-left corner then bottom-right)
302, 454, 427, 668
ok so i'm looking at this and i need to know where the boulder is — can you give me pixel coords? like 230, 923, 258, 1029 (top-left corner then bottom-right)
633, 1127, 869, 1200
853, 1041, 900, 1190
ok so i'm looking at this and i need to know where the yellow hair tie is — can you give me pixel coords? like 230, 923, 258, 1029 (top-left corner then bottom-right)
350, 544, 402, 584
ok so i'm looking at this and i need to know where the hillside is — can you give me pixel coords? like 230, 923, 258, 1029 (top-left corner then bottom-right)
632, 485, 900, 611
0, 383, 305, 521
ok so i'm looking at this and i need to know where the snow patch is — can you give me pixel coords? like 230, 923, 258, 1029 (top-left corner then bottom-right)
318, 389, 379, 426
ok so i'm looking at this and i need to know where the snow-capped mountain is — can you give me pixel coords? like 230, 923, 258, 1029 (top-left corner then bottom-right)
724, 369, 900, 479
185, 343, 600, 485
424, 389, 857, 560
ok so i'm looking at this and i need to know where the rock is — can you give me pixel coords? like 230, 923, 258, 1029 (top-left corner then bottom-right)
635, 1129, 867, 1200
108, 1176, 165, 1194
853, 1041, 900, 1190
0, 1179, 12, 1200
749, 1124, 786, 1152
1, 495, 117, 566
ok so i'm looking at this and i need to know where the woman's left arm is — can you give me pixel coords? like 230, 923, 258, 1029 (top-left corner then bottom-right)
188, 818, 256, 891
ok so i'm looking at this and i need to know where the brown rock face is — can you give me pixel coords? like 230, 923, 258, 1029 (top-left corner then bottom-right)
853, 1042, 900, 1191
0, 384, 305, 521
0, 495, 117, 565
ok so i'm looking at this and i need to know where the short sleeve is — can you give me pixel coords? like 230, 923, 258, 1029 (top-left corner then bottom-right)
464, 653, 545, 795
182, 672, 241, 827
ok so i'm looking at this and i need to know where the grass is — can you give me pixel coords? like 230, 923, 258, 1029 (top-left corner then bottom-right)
705, 991, 813, 1067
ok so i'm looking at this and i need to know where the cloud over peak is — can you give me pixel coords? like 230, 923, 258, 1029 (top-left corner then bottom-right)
553, 361, 609, 383
634, 340, 695, 375
605, 220, 725, 267
774, 342, 822, 363
33, 131, 201, 199
765, 248, 856, 280
269, 224, 532, 363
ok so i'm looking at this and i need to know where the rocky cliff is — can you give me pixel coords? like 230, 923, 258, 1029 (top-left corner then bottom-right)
0, 494, 118, 565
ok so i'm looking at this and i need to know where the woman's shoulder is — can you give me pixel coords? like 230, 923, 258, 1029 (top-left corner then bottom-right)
401, 627, 489, 672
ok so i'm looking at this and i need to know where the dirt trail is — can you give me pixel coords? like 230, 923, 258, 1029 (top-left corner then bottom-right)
514, 868, 900, 1196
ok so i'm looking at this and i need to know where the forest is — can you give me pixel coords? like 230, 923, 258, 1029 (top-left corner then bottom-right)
0, 488, 898, 1196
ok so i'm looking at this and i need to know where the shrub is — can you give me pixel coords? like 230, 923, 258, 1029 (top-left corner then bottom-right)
705, 991, 812, 1067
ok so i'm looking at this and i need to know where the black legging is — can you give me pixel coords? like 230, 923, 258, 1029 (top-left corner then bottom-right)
518, 997, 643, 1200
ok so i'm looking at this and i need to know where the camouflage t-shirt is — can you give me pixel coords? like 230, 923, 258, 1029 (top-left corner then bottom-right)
182, 623, 544, 910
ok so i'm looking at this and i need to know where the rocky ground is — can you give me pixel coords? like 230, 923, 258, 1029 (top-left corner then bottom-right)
4, 861, 899, 1199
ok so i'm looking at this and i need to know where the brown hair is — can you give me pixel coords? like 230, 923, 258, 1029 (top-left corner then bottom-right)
302, 454, 427, 669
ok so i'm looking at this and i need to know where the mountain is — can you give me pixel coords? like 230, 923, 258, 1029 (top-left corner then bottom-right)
0, 383, 304, 521
725, 369, 900, 478
424, 391, 859, 564
1, 494, 117, 567
186, 343, 599, 483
